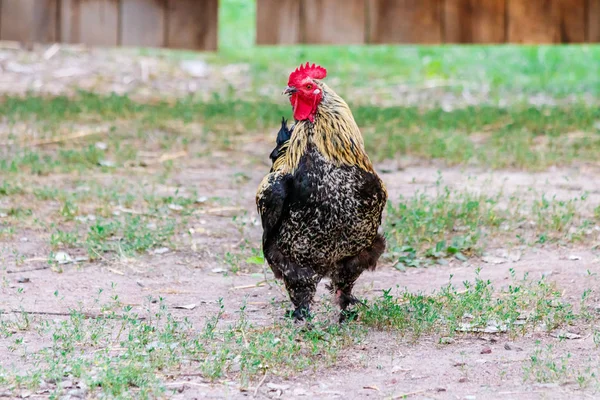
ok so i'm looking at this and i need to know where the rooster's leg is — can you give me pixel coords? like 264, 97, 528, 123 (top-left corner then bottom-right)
282, 264, 320, 321
332, 234, 386, 322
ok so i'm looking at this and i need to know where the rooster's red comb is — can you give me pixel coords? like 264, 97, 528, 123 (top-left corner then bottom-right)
288, 62, 327, 85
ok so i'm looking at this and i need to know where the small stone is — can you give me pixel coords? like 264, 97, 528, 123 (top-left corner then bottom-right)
568, 255, 581, 261
173, 304, 196, 310
507, 250, 521, 262
292, 388, 308, 396
464, 396, 476, 400
16, 277, 30, 283
481, 255, 507, 265
440, 337, 455, 345
458, 377, 468, 383
504, 342, 523, 351
95, 142, 108, 150
196, 196, 208, 203
550, 330, 581, 340
180, 60, 209, 77
152, 247, 169, 255
67, 389, 86, 398
98, 159, 115, 167
54, 252, 73, 265
535, 383, 559, 389
266, 383, 290, 391
480, 347, 492, 354
168, 204, 184, 211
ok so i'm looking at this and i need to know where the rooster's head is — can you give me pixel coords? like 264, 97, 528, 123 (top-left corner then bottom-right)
284, 62, 327, 123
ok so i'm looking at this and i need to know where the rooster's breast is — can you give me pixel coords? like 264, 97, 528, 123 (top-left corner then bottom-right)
276, 145, 385, 273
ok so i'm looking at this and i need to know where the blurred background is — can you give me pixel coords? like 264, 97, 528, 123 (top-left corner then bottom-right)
1, 0, 599, 169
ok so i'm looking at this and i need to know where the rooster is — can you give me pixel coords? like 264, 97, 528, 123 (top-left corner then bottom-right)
257, 63, 387, 322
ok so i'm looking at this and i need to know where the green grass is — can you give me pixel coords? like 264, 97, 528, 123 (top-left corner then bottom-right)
361, 270, 576, 339
83, 215, 177, 259
385, 183, 597, 268
523, 342, 599, 388
2, 93, 600, 171
0, 271, 594, 398
0, 176, 202, 263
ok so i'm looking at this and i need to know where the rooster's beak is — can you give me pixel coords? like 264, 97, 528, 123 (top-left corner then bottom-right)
283, 86, 297, 95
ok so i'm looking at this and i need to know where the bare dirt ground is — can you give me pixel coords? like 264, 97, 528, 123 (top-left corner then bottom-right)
3, 161, 600, 399
1, 45, 600, 399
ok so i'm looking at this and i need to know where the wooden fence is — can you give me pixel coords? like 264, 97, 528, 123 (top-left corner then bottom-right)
0, 0, 598, 49
257, 0, 600, 44
0, 0, 218, 50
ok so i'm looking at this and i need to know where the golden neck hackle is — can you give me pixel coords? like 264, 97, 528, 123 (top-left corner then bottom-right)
282, 82, 374, 173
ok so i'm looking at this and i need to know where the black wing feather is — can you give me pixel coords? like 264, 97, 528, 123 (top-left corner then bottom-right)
269, 117, 292, 166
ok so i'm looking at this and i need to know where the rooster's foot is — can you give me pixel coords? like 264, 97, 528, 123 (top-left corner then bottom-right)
285, 306, 311, 321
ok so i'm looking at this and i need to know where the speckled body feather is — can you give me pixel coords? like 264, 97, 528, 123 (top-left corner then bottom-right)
257, 80, 387, 321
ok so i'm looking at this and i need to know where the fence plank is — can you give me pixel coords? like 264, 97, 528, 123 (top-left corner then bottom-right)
79, 0, 119, 46
60, 0, 119, 46
590, 0, 600, 42
444, 0, 505, 43
166, 0, 218, 50
302, 0, 365, 44
256, 0, 300, 44
508, 0, 585, 43
121, 0, 166, 47
558, 0, 585, 42
60, 0, 75, 43
0, 0, 57, 43
369, 0, 442, 44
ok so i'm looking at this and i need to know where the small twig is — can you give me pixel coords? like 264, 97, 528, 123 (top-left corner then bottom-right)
497, 391, 547, 395
168, 372, 205, 377
3, 310, 146, 320
254, 371, 268, 397
106, 267, 125, 276
164, 382, 208, 388
140, 151, 188, 166
24, 257, 48, 263
241, 327, 249, 348
6, 265, 51, 274
232, 281, 267, 290
0, 128, 106, 147
114, 207, 151, 216
390, 389, 428, 399
194, 206, 246, 217
43, 43, 61, 60
158, 151, 187, 163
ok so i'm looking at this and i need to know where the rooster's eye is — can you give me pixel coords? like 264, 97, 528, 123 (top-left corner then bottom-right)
306, 84, 312, 89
